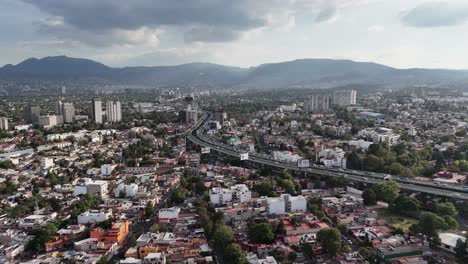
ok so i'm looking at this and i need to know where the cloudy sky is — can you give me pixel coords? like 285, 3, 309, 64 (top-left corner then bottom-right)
2, 0, 468, 68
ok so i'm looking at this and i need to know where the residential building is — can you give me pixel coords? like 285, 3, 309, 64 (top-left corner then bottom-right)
333, 90, 357, 106
61, 102, 75, 123
358, 127, 400, 145
143, 252, 166, 264
39, 115, 64, 128
318, 148, 346, 168
106, 101, 122, 123
90, 220, 129, 244
209, 184, 251, 205
438, 232, 466, 254
92, 99, 103, 124
304, 94, 330, 113
41, 157, 54, 169
158, 207, 181, 219
73, 178, 109, 198
77, 210, 113, 225
0, 116, 8, 130
24, 104, 41, 124
266, 194, 307, 215
114, 183, 139, 197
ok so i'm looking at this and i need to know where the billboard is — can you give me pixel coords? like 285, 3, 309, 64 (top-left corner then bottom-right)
229, 138, 237, 143
201, 147, 211, 154
240, 153, 249, 161
298, 159, 310, 168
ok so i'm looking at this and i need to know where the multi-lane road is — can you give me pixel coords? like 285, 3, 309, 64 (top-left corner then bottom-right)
186, 112, 468, 201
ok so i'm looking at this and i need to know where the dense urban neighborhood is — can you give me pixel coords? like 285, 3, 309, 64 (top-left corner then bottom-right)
0, 85, 466, 264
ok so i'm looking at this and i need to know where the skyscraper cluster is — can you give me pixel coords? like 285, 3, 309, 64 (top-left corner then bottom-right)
304, 90, 357, 113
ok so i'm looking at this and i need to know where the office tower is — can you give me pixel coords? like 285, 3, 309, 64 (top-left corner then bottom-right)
106, 101, 122, 123
92, 99, 103, 124
304, 94, 330, 113
61, 86, 66, 95
213, 110, 226, 124
62, 102, 75, 123
333, 90, 357, 106
24, 104, 41, 124
56, 100, 63, 115
0, 117, 8, 130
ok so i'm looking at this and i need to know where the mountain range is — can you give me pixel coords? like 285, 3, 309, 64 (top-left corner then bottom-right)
2, 55, 468, 89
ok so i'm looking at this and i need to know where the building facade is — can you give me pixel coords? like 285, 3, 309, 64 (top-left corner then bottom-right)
92, 99, 103, 124
304, 94, 330, 113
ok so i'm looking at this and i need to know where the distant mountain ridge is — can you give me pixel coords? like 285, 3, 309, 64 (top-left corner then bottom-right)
2, 55, 468, 88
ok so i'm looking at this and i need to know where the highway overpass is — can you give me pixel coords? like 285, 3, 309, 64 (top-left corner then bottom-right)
186, 112, 468, 201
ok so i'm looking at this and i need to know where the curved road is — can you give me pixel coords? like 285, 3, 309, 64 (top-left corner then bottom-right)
186, 112, 468, 201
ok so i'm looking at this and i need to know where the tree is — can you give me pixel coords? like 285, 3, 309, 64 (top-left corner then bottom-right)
248, 222, 275, 244
224, 243, 245, 264
455, 238, 468, 263
213, 224, 234, 250
362, 189, 377, 206
390, 195, 420, 217
375, 180, 400, 203
436, 202, 457, 217
358, 247, 373, 260
443, 215, 458, 230
301, 243, 314, 259
144, 202, 155, 219
317, 228, 342, 256
417, 212, 449, 237
27, 223, 58, 253
119, 189, 127, 198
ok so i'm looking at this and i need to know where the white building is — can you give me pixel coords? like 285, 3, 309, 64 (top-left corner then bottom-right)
158, 207, 181, 219
101, 164, 117, 176
209, 184, 251, 205
114, 183, 139, 198
61, 102, 75, 123
358, 127, 400, 145
304, 94, 330, 113
143, 252, 166, 264
318, 148, 346, 168
266, 196, 286, 215
333, 90, 357, 106
41, 157, 54, 169
92, 99, 103, 124
273, 151, 302, 163
348, 140, 373, 150
106, 101, 122, 123
39, 115, 64, 128
0, 116, 9, 130
438, 232, 466, 253
73, 178, 109, 198
77, 210, 112, 224
209, 187, 233, 205
266, 194, 307, 215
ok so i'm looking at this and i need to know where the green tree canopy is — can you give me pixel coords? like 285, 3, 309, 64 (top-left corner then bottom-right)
317, 228, 342, 256
248, 222, 275, 244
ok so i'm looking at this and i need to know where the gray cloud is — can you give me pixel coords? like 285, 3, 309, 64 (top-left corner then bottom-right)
22, 0, 345, 45
402, 1, 468, 27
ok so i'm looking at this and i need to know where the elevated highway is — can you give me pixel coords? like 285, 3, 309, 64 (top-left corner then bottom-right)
186, 112, 468, 201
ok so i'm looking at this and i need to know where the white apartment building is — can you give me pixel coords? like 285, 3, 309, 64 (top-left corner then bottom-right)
106, 101, 122, 123
39, 115, 64, 128
92, 99, 103, 124
77, 210, 112, 224
114, 183, 139, 197
333, 90, 357, 106
304, 94, 330, 113
209, 187, 233, 205
209, 184, 252, 205
0, 116, 8, 130
101, 164, 117, 176
158, 207, 181, 219
266, 194, 307, 215
358, 127, 400, 145
318, 148, 346, 168
61, 102, 75, 123
41, 157, 54, 169
73, 178, 109, 198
